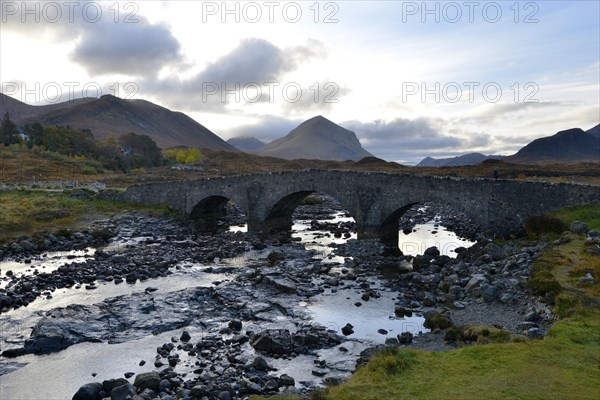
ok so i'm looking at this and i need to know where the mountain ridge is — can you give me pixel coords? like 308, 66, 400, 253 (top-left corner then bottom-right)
4, 94, 238, 152
417, 153, 506, 167
505, 127, 600, 164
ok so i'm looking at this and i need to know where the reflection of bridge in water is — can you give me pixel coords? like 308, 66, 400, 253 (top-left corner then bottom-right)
122, 170, 600, 245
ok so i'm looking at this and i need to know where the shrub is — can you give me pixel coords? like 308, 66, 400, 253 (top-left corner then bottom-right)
80, 165, 97, 175
300, 195, 324, 206
424, 313, 453, 330
369, 348, 414, 375
91, 228, 114, 241
526, 269, 561, 304
524, 215, 568, 237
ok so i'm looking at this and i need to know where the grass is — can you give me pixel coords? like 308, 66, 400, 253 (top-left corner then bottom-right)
252, 205, 600, 400
550, 205, 600, 231
3, 144, 599, 188
0, 189, 174, 242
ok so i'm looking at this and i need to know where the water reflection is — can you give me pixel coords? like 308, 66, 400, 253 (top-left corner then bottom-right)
399, 218, 474, 257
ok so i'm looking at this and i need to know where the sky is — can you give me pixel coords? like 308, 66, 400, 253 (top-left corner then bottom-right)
1, 0, 599, 163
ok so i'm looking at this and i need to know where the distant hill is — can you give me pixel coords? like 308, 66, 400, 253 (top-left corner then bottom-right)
255, 115, 373, 161
227, 136, 266, 152
505, 127, 600, 164
418, 153, 505, 167
0, 93, 95, 121
587, 124, 600, 138
14, 94, 238, 151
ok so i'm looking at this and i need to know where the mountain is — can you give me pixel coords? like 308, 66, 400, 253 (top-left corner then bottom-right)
255, 115, 373, 161
417, 153, 505, 167
14, 94, 238, 151
0, 93, 96, 121
587, 124, 600, 138
505, 127, 600, 164
227, 136, 266, 152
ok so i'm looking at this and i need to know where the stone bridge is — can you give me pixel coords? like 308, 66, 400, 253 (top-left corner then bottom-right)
121, 170, 600, 245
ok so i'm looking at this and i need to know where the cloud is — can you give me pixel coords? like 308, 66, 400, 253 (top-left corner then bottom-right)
225, 115, 303, 143
464, 101, 569, 125
69, 19, 181, 77
1, 1, 182, 78
142, 38, 329, 111
341, 118, 492, 162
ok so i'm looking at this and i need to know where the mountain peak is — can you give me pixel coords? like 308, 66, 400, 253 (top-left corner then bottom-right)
256, 116, 373, 161
227, 136, 265, 152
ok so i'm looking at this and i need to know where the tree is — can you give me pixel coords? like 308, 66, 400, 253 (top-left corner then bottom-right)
23, 122, 44, 148
118, 132, 163, 168
0, 112, 18, 145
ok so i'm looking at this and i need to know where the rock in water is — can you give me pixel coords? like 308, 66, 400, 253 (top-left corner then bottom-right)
180, 330, 191, 342
72, 382, 102, 400
341, 323, 354, 336
250, 329, 292, 355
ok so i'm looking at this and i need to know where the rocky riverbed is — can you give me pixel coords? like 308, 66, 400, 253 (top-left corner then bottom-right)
0, 195, 557, 400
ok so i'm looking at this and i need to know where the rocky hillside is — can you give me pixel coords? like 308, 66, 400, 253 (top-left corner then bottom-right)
6, 94, 238, 151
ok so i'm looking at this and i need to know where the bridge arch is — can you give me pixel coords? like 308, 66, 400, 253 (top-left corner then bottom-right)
189, 194, 245, 232
264, 189, 358, 234
379, 202, 421, 248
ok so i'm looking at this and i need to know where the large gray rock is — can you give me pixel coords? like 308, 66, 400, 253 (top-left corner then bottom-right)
465, 274, 487, 293
133, 371, 160, 391
190, 385, 210, 397
24, 318, 89, 355
250, 329, 293, 355
110, 383, 136, 400
102, 378, 129, 393
480, 283, 501, 303
72, 382, 102, 400
570, 221, 589, 235
486, 244, 504, 261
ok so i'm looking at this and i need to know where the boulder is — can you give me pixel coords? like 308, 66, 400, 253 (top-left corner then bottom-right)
278, 374, 295, 387
397, 331, 413, 344
102, 378, 129, 393
133, 371, 160, 391
110, 383, 136, 400
252, 356, 270, 371
250, 329, 292, 355
180, 330, 191, 342
570, 221, 588, 235
341, 323, 354, 336
424, 246, 440, 257
24, 319, 85, 355
190, 385, 210, 398
465, 274, 487, 293
72, 382, 102, 400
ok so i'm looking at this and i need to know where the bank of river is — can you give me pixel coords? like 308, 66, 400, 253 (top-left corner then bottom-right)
0, 198, 549, 400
